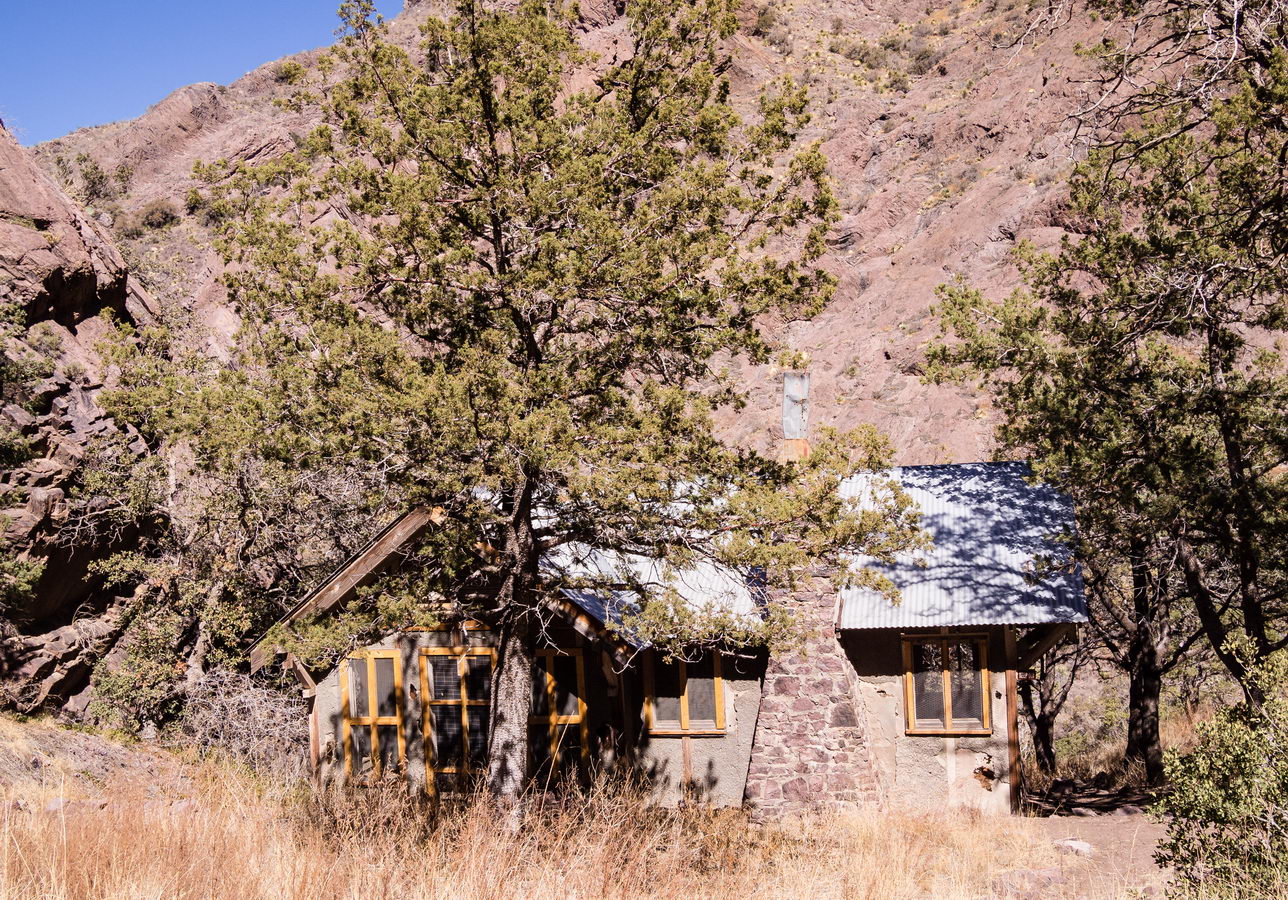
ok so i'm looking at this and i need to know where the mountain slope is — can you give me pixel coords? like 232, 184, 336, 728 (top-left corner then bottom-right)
34, 0, 1100, 462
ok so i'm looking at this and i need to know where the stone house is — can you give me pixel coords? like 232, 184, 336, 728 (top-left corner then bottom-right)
250, 456, 1086, 815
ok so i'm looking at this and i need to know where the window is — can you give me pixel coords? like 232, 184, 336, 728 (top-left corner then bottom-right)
341, 650, 406, 778
529, 649, 590, 782
644, 651, 725, 735
419, 647, 495, 794
902, 635, 991, 735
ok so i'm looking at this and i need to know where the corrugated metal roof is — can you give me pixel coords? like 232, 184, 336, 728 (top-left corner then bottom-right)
542, 543, 760, 647
837, 462, 1087, 629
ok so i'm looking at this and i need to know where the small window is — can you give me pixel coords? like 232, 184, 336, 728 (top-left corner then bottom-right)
645, 651, 725, 735
529, 649, 590, 782
342, 650, 406, 778
419, 647, 495, 794
902, 635, 991, 735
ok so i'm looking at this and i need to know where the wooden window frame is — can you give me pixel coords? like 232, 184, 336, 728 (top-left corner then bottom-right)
529, 648, 591, 771
643, 650, 726, 736
902, 633, 992, 736
418, 646, 497, 791
340, 649, 407, 778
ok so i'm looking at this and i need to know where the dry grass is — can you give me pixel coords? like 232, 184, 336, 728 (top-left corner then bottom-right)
0, 762, 1078, 900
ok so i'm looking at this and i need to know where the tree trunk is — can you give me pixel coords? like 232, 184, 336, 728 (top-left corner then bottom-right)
1124, 637, 1165, 785
488, 615, 533, 803
1018, 680, 1057, 773
487, 476, 540, 807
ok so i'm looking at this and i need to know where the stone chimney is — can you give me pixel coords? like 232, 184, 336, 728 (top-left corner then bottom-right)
780, 371, 810, 462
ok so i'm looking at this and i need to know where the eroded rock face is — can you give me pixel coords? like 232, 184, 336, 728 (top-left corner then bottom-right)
1, 127, 132, 328
0, 123, 153, 712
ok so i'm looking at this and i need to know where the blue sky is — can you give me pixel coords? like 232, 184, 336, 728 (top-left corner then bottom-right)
0, 1, 403, 145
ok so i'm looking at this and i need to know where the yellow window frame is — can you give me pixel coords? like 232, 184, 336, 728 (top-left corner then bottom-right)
418, 646, 497, 788
340, 649, 407, 778
529, 648, 591, 770
902, 634, 992, 736
643, 650, 726, 736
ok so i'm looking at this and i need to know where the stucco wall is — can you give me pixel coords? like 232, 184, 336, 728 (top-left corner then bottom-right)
311, 621, 1017, 814
628, 653, 763, 808
844, 627, 1015, 814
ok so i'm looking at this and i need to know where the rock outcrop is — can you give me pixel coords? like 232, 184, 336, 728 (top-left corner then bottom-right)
0, 124, 154, 711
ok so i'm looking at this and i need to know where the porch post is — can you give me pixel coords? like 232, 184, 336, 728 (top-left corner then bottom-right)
1003, 626, 1021, 813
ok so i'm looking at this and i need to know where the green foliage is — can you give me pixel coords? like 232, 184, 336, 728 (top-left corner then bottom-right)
1155, 646, 1288, 898
0, 552, 43, 619
88, 606, 187, 730
184, 188, 206, 215
926, 49, 1288, 691
74, 153, 112, 205
94, 0, 927, 750
274, 60, 307, 84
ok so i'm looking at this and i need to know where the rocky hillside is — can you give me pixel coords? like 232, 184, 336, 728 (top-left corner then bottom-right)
32, 0, 1099, 458
0, 0, 1104, 715
0, 124, 157, 714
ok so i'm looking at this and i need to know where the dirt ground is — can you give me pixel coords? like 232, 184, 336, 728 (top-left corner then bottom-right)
1039, 814, 1168, 897
1017, 786, 1170, 898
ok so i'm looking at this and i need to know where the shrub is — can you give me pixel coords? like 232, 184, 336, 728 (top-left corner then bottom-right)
1155, 650, 1288, 898
275, 60, 307, 85
184, 188, 207, 215
75, 153, 111, 205
750, 2, 778, 36
767, 25, 792, 53
140, 200, 180, 230
178, 669, 309, 779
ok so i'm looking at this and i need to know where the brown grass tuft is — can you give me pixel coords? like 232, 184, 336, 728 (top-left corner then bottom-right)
0, 762, 1077, 900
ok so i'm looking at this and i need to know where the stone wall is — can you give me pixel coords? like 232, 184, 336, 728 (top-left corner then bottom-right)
743, 588, 885, 813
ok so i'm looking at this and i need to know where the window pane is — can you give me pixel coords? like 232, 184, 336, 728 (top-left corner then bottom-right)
348, 658, 370, 718
652, 656, 682, 728
686, 655, 718, 728
530, 725, 553, 782
431, 708, 463, 770
912, 641, 946, 729
553, 655, 581, 718
349, 724, 373, 775
467, 707, 489, 768
554, 724, 582, 779
377, 724, 401, 773
429, 657, 460, 700
465, 655, 492, 703
531, 658, 551, 716
375, 657, 397, 717
948, 641, 986, 728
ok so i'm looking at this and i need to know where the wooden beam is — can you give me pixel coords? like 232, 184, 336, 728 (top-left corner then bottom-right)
285, 654, 317, 695
1016, 623, 1077, 671
248, 507, 441, 671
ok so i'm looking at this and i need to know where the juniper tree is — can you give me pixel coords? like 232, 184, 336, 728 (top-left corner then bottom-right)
928, 47, 1288, 781
105, 0, 925, 797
